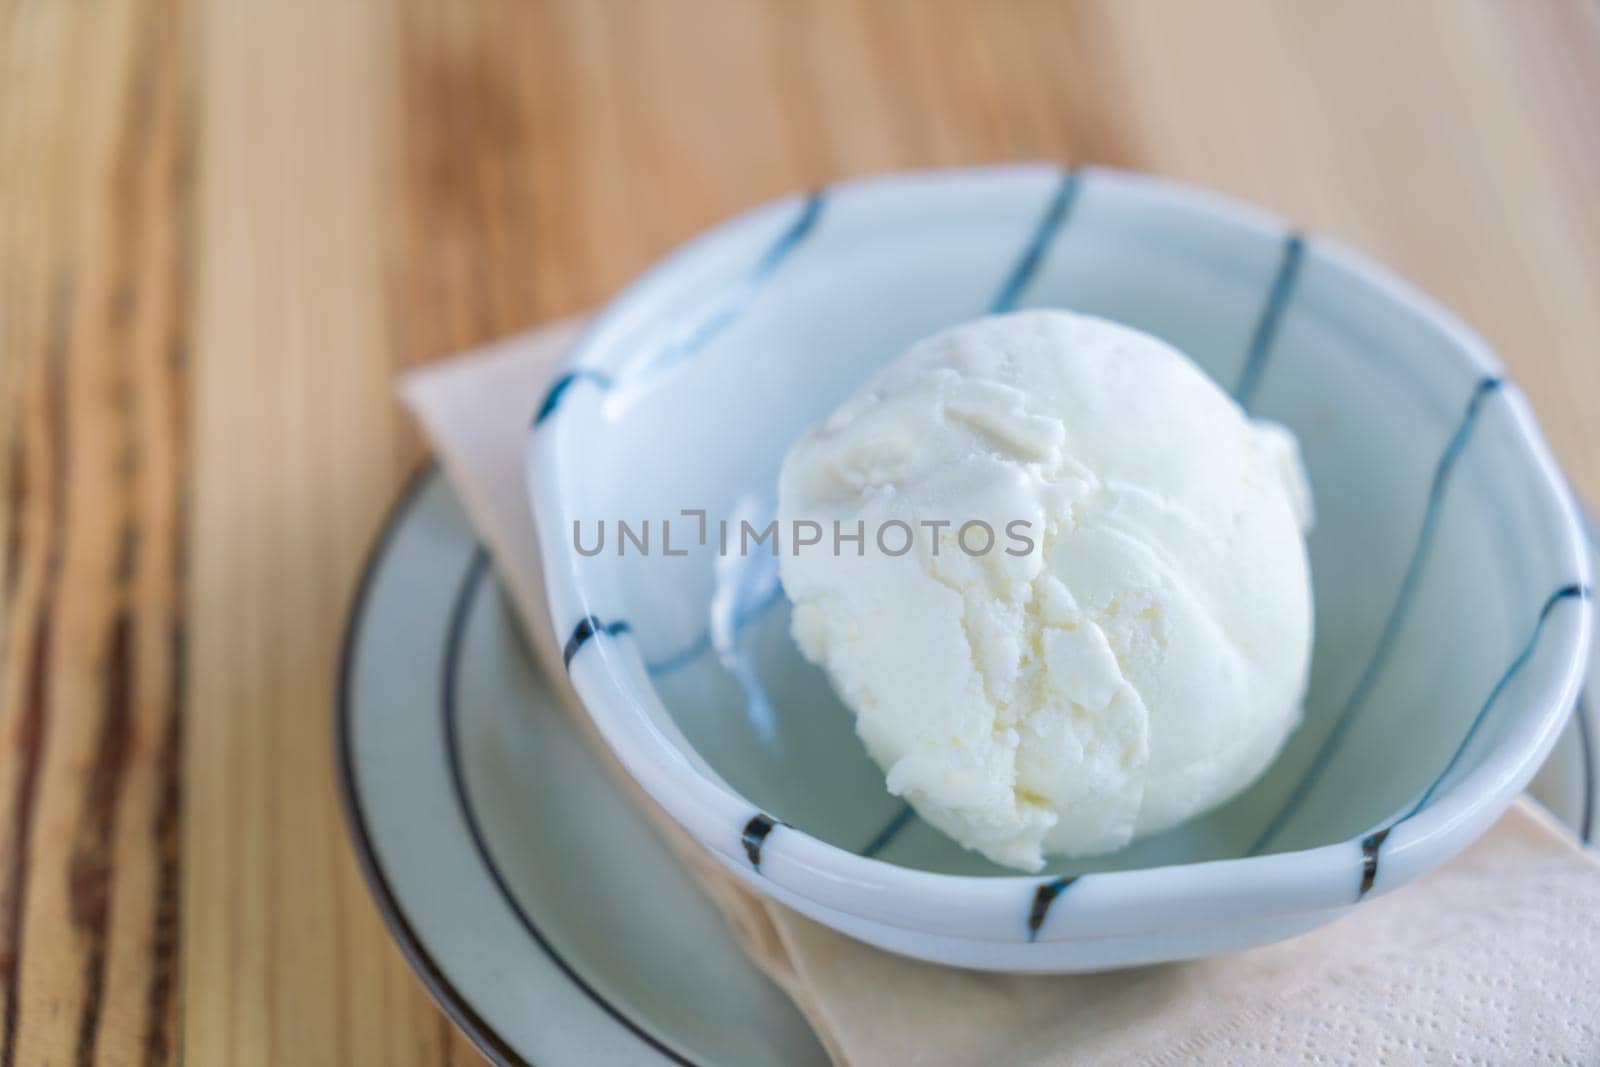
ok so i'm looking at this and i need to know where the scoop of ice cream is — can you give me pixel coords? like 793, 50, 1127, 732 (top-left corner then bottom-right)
778, 310, 1313, 872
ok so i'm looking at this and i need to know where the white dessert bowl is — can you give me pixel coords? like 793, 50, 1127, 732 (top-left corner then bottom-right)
527, 165, 1591, 972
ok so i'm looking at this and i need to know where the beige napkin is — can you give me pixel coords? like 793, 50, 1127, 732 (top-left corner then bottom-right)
402, 321, 1600, 1066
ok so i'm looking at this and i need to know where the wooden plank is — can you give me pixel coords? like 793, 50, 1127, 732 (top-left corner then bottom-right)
187, 1, 467, 1064
0, 0, 189, 1063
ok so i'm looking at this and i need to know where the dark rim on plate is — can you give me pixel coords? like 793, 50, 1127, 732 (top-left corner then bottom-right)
439, 545, 699, 1065
334, 464, 527, 1067
334, 465, 697, 1066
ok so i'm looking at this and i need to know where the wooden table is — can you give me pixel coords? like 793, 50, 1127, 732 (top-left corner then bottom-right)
2, 2, 1597, 1063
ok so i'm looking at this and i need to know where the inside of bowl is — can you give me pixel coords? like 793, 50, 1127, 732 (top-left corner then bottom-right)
555, 169, 1583, 877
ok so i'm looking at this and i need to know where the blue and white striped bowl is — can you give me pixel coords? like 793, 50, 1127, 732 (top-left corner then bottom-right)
527, 165, 1592, 972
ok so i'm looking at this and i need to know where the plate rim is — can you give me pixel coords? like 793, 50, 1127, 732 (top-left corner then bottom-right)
336, 465, 709, 1067
334, 463, 531, 1067
438, 545, 702, 1065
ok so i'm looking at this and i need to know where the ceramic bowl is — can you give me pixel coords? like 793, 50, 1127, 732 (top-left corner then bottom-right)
527, 165, 1592, 972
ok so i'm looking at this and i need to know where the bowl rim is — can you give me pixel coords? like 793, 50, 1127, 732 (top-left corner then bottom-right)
527, 163, 1593, 945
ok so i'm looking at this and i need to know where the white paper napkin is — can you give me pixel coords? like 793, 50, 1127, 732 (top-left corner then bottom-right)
402, 320, 1600, 1066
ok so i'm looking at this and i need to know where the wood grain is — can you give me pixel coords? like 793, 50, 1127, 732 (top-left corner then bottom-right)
1, 1, 1597, 1063
1, 0, 189, 1063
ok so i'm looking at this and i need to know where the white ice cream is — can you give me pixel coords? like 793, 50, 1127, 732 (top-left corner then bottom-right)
778, 311, 1313, 871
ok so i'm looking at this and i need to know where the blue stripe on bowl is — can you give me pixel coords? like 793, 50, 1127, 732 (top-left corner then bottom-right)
1249, 376, 1505, 855
1233, 232, 1304, 411
1398, 584, 1589, 823
1577, 689, 1595, 844
532, 192, 824, 428
990, 168, 1082, 314
562, 615, 632, 670
638, 192, 825, 382
1358, 828, 1389, 896
533, 368, 613, 427
1026, 875, 1078, 941
1571, 508, 1597, 845
1355, 583, 1590, 898
860, 802, 916, 859
741, 813, 781, 869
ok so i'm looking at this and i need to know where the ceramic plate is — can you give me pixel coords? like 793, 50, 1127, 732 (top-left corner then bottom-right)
337, 466, 1594, 1066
